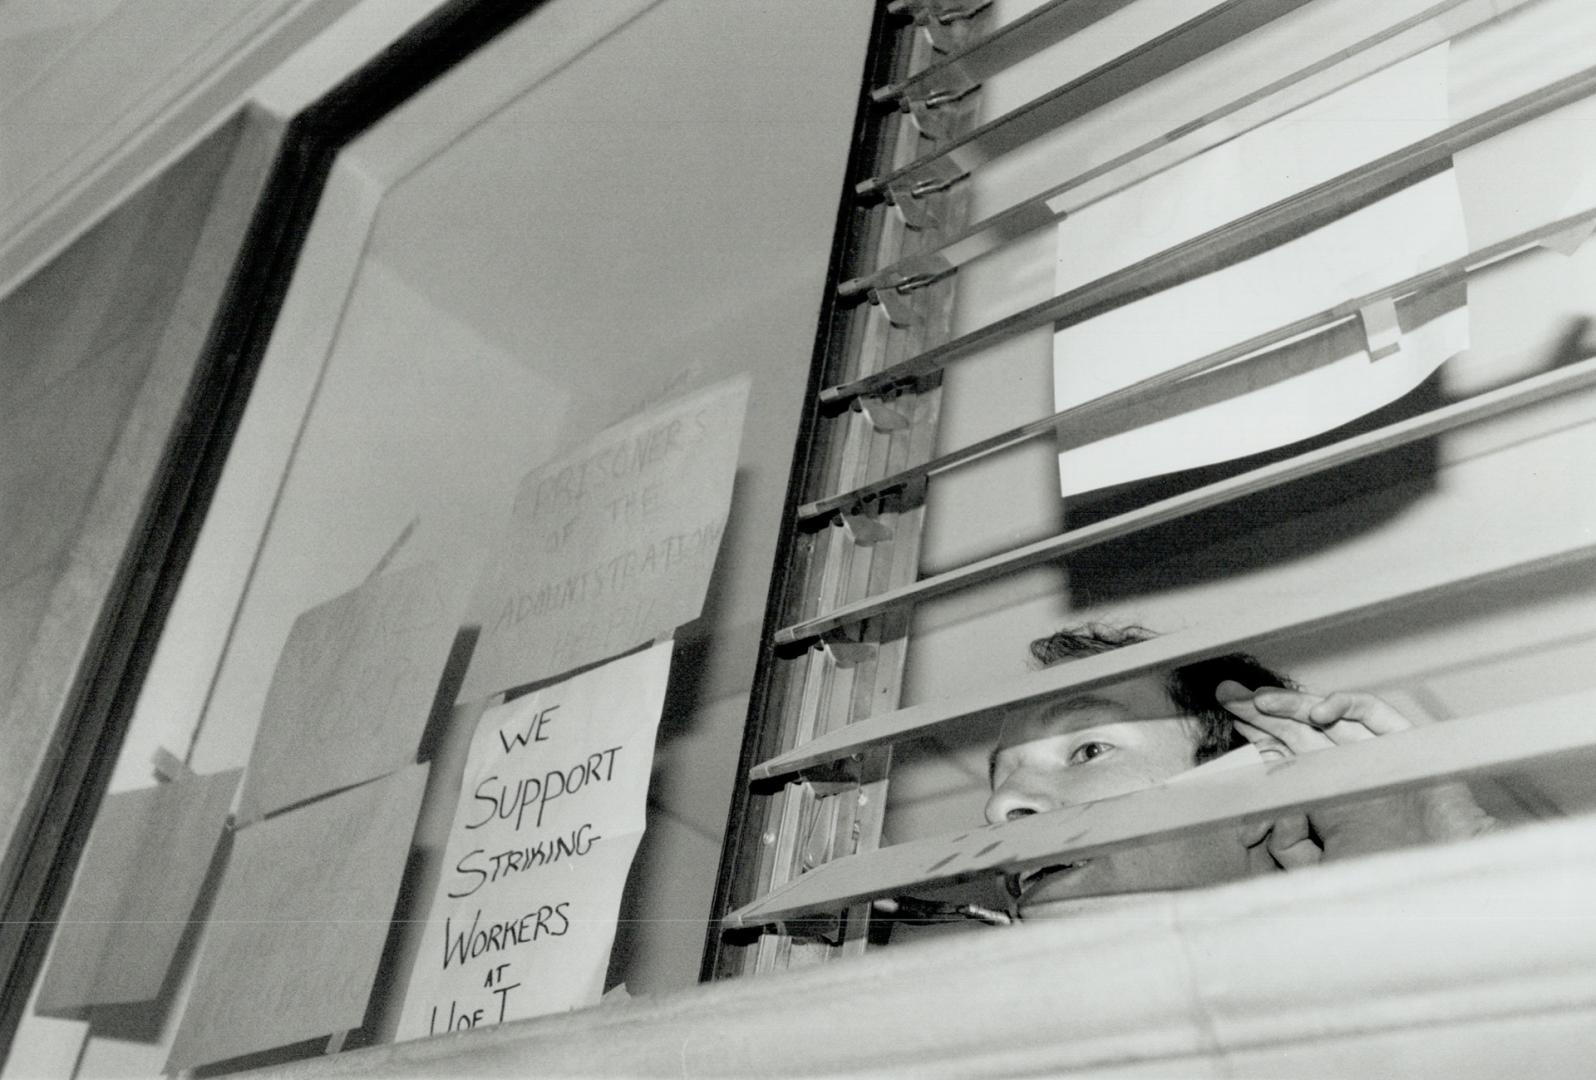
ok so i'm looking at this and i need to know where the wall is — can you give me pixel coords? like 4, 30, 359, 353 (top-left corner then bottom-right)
0, 0, 410, 297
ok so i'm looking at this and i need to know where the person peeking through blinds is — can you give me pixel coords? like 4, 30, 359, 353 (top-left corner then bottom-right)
977, 623, 1497, 921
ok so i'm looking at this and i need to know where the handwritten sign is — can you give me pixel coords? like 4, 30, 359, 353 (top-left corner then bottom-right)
457, 378, 746, 701
36, 769, 239, 1011
237, 561, 456, 821
397, 641, 671, 1039
167, 765, 428, 1071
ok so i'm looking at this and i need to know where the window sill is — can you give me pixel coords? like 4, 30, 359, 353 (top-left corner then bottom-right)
245, 809, 1596, 1078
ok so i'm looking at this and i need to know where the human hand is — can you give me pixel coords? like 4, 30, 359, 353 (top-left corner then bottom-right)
1216, 681, 1495, 861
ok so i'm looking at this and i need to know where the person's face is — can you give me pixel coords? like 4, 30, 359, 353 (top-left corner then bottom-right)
984, 674, 1255, 914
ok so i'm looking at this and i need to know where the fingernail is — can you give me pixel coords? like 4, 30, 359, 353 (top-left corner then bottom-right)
1215, 680, 1253, 703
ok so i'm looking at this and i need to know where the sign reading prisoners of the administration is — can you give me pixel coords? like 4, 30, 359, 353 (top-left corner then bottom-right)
397, 641, 672, 1039
457, 377, 748, 701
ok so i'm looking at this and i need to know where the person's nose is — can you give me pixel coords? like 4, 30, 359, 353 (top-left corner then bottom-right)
984, 772, 1060, 826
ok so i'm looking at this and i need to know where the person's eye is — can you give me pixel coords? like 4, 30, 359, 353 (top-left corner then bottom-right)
1068, 741, 1113, 765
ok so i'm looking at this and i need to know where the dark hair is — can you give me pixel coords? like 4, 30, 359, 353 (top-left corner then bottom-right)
1029, 623, 1294, 764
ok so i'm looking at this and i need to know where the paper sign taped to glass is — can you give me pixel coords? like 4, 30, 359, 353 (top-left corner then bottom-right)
167, 765, 429, 1070
458, 377, 747, 702
1052, 47, 1470, 496
236, 560, 458, 822
36, 769, 239, 1012
397, 640, 672, 1040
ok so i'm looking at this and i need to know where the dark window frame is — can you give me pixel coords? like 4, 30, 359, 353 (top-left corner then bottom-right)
0, 0, 559, 1050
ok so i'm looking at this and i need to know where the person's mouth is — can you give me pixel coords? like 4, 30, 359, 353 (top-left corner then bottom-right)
1006, 861, 1092, 901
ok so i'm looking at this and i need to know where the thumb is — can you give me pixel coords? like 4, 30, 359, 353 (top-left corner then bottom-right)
1266, 813, 1321, 869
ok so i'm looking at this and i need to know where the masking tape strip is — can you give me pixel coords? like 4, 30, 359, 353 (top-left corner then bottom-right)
1358, 296, 1404, 361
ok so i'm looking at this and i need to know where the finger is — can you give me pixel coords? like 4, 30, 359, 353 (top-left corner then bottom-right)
1305, 691, 1413, 736
1250, 686, 1377, 746
1266, 813, 1321, 869
1217, 682, 1296, 757
1232, 719, 1294, 762
1215, 681, 1285, 730
1248, 686, 1326, 723
1219, 683, 1336, 755
1233, 707, 1337, 755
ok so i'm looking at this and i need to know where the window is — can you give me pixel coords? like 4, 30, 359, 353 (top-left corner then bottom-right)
712, 0, 1596, 980
8, 0, 1596, 1075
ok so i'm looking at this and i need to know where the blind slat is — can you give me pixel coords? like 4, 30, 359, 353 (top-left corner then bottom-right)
728, 686, 1596, 928
848, 0, 1501, 299
826, 63, 1596, 408
861, 0, 1312, 198
781, 351, 1596, 648
759, 539, 1596, 779
873, 0, 1139, 106
804, 201, 1595, 526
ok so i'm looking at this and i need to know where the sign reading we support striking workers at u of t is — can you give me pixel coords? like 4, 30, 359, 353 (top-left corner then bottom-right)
397, 641, 672, 1038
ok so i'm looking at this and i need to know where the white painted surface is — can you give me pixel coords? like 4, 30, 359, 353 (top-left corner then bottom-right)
0, 0, 125, 115
0, 0, 453, 299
